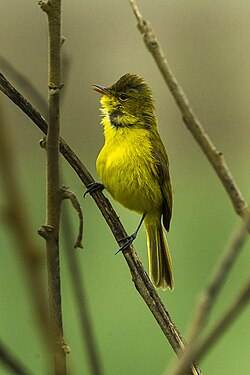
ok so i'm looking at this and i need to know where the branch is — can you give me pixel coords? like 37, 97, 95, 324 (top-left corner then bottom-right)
39, 1, 67, 374
129, 0, 250, 225
0, 104, 50, 353
128, 3, 250, 372
195, 276, 250, 359
61, 207, 103, 375
167, 217, 250, 375
0, 340, 32, 375
187, 217, 249, 342
61, 186, 83, 249
0, 73, 201, 375
168, 276, 250, 375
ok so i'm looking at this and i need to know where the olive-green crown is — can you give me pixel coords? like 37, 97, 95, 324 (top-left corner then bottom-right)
109, 73, 153, 102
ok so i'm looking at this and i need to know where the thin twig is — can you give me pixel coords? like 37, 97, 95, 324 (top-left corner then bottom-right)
0, 73, 201, 375
61, 186, 83, 249
39, 1, 67, 374
167, 276, 250, 375
0, 340, 32, 375
129, 0, 250, 224
187, 217, 249, 343
166, 217, 249, 375
195, 276, 250, 360
61, 206, 103, 375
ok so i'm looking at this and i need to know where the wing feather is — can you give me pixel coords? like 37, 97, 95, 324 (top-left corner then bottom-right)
151, 135, 172, 231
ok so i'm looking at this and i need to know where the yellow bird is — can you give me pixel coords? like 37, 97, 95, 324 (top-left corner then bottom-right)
92, 73, 173, 290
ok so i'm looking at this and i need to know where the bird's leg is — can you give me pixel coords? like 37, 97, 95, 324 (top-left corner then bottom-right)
115, 212, 147, 254
83, 182, 104, 197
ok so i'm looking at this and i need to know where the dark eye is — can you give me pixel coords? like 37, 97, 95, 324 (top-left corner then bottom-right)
119, 93, 128, 100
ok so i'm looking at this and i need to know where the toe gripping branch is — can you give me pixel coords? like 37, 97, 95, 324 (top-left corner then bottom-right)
83, 182, 104, 198
115, 212, 147, 254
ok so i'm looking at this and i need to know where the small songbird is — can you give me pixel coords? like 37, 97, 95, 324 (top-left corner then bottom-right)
92, 73, 173, 290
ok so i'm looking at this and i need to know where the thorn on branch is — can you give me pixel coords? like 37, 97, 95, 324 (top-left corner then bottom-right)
39, 136, 47, 149
38, 0, 51, 13
62, 344, 71, 354
38, 224, 54, 240
49, 83, 64, 96
61, 186, 83, 249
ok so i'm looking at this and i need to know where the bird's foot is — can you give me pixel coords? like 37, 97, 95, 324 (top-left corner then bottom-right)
83, 182, 104, 197
115, 212, 147, 254
115, 232, 137, 254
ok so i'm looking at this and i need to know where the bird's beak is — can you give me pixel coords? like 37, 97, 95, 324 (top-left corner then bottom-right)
92, 84, 111, 96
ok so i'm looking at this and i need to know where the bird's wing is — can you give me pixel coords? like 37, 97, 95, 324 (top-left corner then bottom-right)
152, 138, 172, 232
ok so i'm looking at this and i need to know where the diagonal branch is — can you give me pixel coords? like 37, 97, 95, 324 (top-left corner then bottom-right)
128, 2, 250, 373
187, 217, 249, 343
0, 72, 201, 375
0, 105, 51, 359
167, 216, 250, 375
168, 276, 250, 375
129, 0, 250, 225
0, 112, 50, 375
195, 276, 250, 361
0, 340, 32, 375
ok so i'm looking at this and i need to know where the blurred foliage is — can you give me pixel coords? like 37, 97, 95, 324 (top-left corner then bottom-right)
1, 1, 250, 375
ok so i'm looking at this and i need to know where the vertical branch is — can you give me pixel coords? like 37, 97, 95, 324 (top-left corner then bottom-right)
61, 206, 103, 375
39, 1, 67, 374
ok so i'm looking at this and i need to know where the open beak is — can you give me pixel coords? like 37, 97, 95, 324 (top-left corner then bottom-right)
92, 84, 111, 96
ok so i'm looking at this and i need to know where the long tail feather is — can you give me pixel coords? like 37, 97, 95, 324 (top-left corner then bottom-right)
145, 216, 174, 290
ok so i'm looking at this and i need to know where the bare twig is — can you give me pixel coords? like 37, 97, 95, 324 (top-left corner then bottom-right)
0, 73, 201, 375
187, 217, 249, 344
196, 276, 250, 359
0, 340, 32, 375
61, 206, 103, 375
167, 276, 250, 375
39, 1, 67, 374
166, 215, 250, 375
61, 186, 83, 249
129, 0, 250, 224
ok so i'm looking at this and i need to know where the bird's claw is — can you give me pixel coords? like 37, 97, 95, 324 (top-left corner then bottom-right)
115, 233, 137, 254
83, 182, 104, 197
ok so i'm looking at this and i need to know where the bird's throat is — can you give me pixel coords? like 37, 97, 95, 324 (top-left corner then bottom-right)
107, 109, 139, 129
109, 109, 125, 128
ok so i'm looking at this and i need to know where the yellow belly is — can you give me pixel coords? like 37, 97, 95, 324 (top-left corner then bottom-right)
96, 127, 163, 215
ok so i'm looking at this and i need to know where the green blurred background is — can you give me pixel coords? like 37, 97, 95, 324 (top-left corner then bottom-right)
1, 1, 250, 374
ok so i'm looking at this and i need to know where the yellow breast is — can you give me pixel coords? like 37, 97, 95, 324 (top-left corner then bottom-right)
96, 118, 163, 214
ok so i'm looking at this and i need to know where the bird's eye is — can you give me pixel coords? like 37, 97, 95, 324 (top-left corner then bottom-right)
119, 93, 128, 100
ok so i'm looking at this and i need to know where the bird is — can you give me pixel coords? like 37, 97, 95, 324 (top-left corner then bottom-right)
91, 73, 173, 290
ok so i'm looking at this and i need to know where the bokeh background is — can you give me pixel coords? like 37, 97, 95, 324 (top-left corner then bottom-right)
1, 1, 250, 374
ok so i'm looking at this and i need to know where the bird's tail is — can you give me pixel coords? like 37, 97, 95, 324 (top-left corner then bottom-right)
145, 216, 174, 290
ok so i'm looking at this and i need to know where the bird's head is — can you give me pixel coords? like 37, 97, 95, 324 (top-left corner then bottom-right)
93, 73, 155, 129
